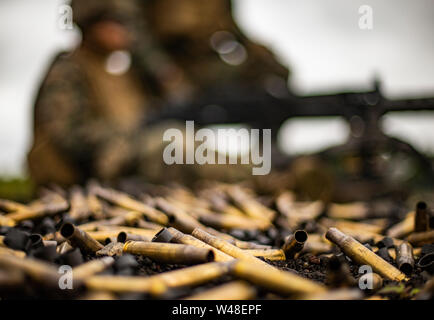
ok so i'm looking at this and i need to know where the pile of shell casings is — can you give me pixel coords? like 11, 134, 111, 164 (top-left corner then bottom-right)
0, 180, 433, 300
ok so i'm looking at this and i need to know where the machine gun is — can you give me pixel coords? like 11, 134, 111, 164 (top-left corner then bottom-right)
147, 80, 434, 138
145, 80, 434, 185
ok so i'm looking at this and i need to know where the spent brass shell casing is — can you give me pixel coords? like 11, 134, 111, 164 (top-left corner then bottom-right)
370, 273, 384, 291
407, 230, 434, 247
243, 249, 286, 261
387, 211, 414, 238
225, 186, 274, 225
230, 239, 272, 250
0, 246, 26, 258
327, 202, 370, 220
152, 228, 175, 243
117, 232, 149, 243
0, 254, 60, 287
230, 260, 326, 296
60, 223, 104, 254
86, 262, 231, 293
72, 256, 115, 280
87, 230, 126, 243
0, 268, 25, 288
69, 186, 91, 221
92, 186, 168, 225
0, 199, 29, 212
191, 228, 265, 265
198, 212, 269, 231
57, 241, 74, 254
282, 230, 308, 258
326, 228, 407, 281
0, 215, 15, 227
299, 288, 364, 300
414, 202, 430, 232
184, 281, 256, 300
123, 241, 215, 264
4, 194, 68, 222
168, 227, 233, 262
86, 193, 105, 220
396, 242, 415, 275
81, 291, 117, 300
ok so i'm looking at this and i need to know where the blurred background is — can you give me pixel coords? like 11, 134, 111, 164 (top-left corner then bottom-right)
0, 0, 433, 192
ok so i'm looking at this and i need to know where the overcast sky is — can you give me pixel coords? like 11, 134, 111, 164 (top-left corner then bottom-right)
0, 0, 433, 177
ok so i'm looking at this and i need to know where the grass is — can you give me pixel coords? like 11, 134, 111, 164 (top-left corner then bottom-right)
0, 177, 35, 203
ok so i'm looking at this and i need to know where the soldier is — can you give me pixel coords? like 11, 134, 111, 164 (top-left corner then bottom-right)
28, 0, 158, 186
133, 0, 292, 183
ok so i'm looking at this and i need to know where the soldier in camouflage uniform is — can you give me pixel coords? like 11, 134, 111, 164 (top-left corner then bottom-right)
28, 0, 158, 186
134, 0, 292, 183
29, 0, 292, 187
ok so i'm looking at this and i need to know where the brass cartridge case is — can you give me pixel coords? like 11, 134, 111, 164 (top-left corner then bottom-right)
87, 230, 126, 243
327, 202, 370, 220
4, 194, 68, 222
72, 256, 115, 280
60, 223, 104, 254
57, 241, 74, 254
282, 230, 308, 258
321, 218, 385, 235
110, 226, 158, 239
123, 241, 215, 264
191, 228, 264, 264
371, 273, 384, 291
0, 246, 26, 258
184, 281, 256, 300
407, 230, 434, 247
326, 228, 406, 281
92, 186, 168, 225
81, 291, 116, 300
0, 254, 60, 287
414, 202, 430, 232
230, 239, 272, 250
135, 219, 163, 231
396, 242, 415, 275
387, 211, 414, 238
69, 186, 91, 221
224, 185, 274, 224
244, 249, 286, 261
0, 215, 15, 227
230, 260, 326, 296
156, 197, 204, 233
168, 227, 233, 262
0, 268, 25, 288
86, 262, 231, 293
299, 288, 364, 300
117, 232, 149, 243
198, 212, 269, 231
157, 199, 269, 250
86, 193, 105, 220
0, 235, 4, 247
0, 199, 29, 212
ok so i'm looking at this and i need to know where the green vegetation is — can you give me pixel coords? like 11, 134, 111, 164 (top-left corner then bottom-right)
0, 177, 35, 203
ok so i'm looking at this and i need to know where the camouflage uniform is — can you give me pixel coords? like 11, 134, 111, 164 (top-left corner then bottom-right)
132, 0, 292, 183
28, 0, 155, 186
